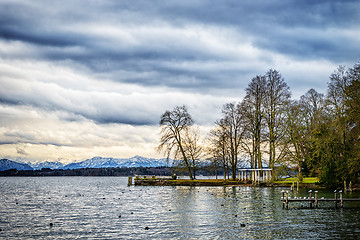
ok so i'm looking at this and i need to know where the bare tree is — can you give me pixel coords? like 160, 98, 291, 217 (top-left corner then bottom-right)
300, 88, 325, 130
263, 69, 291, 179
182, 126, 203, 179
219, 102, 246, 180
209, 121, 231, 180
283, 100, 308, 181
242, 75, 267, 169
327, 66, 351, 145
157, 105, 195, 180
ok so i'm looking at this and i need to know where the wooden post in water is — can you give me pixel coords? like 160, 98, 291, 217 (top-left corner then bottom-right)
286, 191, 289, 209
296, 181, 299, 192
309, 190, 313, 208
339, 190, 343, 208
282, 191, 285, 209
334, 190, 337, 209
128, 176, 132, 186
315, 191, 318, 209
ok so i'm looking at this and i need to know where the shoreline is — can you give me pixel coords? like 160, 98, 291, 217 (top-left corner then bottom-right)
133, 178, 323, 188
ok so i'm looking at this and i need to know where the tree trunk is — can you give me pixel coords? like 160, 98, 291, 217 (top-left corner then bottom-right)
223, 161, 226, 180
178, 141, 193, 180
298, 163, 303, 182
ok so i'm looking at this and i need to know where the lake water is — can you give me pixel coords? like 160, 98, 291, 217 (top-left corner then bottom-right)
1, 177, 360, 239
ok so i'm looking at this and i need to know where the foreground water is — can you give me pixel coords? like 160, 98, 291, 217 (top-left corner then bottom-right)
1, 177, 360, 239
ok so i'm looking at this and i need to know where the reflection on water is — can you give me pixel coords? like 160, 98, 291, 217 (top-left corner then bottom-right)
0, 177, 360, 239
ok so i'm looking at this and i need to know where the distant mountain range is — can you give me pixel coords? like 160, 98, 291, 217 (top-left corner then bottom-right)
0, 156, 171, 171
0, 159, 33, 171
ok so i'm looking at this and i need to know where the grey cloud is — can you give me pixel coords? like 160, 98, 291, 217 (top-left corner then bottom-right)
1, 0, 358, 94
16, 147, 28, 156
0, 0, 359, 127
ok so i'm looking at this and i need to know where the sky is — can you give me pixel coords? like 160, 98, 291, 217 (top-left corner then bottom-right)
0, 0, 359, 163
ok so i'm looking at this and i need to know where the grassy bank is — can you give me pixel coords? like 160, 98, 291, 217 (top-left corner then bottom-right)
274, 177, 319, 184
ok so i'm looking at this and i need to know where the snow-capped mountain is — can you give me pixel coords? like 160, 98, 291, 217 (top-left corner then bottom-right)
64, 155, 170, 169
29, 161, 65, 170
0, 159, 33, 171
0, 156, 171, 171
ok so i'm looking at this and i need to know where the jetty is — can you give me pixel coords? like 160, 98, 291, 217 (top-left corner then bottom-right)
131, 169, 274, 186
131, 175, 251, 186
281, 190, 360, 209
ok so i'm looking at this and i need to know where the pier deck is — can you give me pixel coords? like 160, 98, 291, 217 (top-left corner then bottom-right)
281, 190, 360, 209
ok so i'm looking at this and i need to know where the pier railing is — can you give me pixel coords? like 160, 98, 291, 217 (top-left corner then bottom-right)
281, 190, 360, 209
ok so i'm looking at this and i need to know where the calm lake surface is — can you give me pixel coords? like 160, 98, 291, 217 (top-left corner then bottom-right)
1, 177, 360, 239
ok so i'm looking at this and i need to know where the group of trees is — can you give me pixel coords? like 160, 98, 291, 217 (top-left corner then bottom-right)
157, 62, 360, 187
207, 69, 291, 180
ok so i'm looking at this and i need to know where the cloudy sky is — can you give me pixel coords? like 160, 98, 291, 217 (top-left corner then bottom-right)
0, 0, 359, 163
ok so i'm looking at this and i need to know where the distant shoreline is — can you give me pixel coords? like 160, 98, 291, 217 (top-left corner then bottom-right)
0, 167, 173, 177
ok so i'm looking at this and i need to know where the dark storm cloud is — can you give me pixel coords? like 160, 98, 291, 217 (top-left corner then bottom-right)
1, 0, 359, 88
1, 0, 359, 127
156, 0, 360, 61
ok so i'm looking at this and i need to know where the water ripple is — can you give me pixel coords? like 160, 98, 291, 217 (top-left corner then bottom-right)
1, 177, 359, 239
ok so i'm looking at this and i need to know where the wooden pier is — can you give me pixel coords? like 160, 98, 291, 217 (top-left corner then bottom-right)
281, 190, 360, 209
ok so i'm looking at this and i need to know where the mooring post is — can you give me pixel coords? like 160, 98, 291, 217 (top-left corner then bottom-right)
315, 191, 318, 209
339, 190, 343, 208
282, 190, 285, 209
309, 190, 313, 208
286, 191, 289, 209
291, 181, 294, 191
334, 190, 337, 209
128, 176, 132, 186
